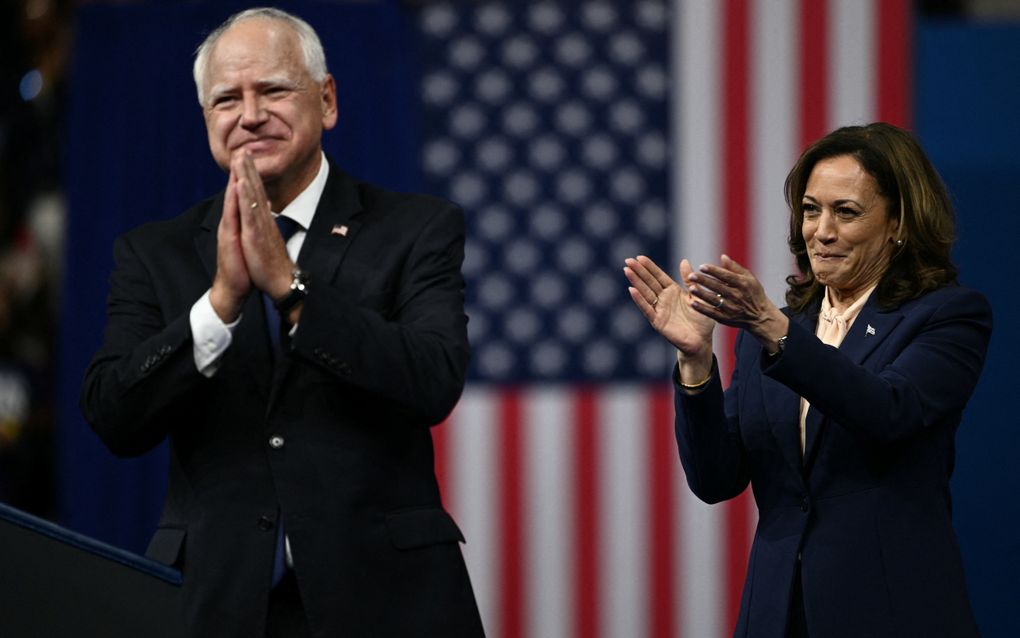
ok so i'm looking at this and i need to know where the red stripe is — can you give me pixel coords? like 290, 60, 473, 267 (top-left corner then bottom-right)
722, 1, 755, 633
500, 391, 523, 638
648, 384, 676, 638
877, 0, 912, 127
723, 0, 750, 271
433, 416, 451, 512
575, 388, 599, 638
799, 0, 829, 149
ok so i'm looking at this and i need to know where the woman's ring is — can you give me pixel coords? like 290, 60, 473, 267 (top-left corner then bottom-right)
250, 201, 259, 209
715, 294, 724, 308
650, 296, 659, 308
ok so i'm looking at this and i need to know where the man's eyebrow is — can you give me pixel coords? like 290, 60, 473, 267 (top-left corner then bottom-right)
205, 84, 235, 102
257, 75, 301, 89
205, 75, 303, 105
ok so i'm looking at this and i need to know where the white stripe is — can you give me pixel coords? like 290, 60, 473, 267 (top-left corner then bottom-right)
673, 5, 726, 632
674, 0, 721, 269
523, 388, 574, 638
598, 386, 649, 637
450, 388, 501, 638
676, 0, 733, 382
829, 0, 876, 128
679, 462, 725, 638
751, 0, 798, 305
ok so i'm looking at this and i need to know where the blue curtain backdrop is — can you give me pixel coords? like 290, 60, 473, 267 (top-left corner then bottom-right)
55, 2, 1019, 635
57, 0, 420, 554
916, 21, 1020, 638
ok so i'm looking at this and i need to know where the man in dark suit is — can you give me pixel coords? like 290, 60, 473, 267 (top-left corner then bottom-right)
79, 8, 484, 637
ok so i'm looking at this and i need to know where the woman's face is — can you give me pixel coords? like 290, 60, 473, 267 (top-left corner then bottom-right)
801, 155, 899, 300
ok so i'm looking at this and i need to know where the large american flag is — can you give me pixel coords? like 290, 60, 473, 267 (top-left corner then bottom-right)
417, 1, 910, 636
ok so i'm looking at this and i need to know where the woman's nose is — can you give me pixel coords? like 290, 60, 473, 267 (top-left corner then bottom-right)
815, 211, 837, 242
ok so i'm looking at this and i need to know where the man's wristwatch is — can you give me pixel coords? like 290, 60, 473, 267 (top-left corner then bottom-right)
275, 268, 310, 315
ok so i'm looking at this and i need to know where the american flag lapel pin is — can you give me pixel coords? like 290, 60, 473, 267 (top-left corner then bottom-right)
331, 224, 349, 237
866, 324, 876, 337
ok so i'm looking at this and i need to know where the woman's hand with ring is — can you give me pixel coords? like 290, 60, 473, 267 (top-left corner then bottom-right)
624, 255, 715, 359
687, 255, 788, 347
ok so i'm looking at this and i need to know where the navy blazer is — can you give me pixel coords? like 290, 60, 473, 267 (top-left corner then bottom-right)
80, 161, 484, 637
674, 285, 992, 638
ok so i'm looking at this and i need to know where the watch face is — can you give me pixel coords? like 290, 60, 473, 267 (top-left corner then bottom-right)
277, 270, 310, 313
291, 269, 310, 290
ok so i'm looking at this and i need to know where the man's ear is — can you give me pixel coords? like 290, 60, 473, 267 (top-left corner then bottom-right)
321, 74, 338, 130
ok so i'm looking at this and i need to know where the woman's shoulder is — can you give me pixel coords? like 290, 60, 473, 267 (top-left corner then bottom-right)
776, 285, 992, 333
900, 284, 990, 315
886, 285, 994, 342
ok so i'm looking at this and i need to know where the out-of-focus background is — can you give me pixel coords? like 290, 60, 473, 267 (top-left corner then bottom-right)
1, 0, 1017, 636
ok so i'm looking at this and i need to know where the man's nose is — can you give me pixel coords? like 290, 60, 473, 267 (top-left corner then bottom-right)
239, 94, 267, 128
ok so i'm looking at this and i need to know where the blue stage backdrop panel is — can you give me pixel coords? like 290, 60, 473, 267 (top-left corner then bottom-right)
58, 0, 419, 554
916, 20, 1020, 638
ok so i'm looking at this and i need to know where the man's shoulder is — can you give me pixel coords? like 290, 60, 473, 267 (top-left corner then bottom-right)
335, 170, 461, 223
120, 194, 220, 243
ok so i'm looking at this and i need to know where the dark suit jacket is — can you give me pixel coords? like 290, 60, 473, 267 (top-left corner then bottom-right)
80, 161, 485, 637
674, 285, 992, 638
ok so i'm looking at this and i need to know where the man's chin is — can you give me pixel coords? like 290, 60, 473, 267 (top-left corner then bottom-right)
249, 155, 287, 181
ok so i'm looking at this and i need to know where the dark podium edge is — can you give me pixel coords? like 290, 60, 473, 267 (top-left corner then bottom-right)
0, 501, 185, 637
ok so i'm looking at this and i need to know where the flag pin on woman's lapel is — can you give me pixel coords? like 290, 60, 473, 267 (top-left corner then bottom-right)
866, 324, 876, 336
331, 224, 348, 237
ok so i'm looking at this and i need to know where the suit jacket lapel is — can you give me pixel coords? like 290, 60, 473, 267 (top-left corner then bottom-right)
834, 300, 903, 366
268, 161, 365, 397
802, 298, 904, 465
296, 161, 364, 289
766, 308, 816, 481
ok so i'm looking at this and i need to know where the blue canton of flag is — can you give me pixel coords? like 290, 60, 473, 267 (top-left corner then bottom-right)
419, 1, 673, 383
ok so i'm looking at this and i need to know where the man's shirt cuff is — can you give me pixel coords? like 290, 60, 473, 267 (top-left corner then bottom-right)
190, 289, 239, 377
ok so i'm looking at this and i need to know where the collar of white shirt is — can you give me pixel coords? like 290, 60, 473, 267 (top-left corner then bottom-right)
273, 150, 330, 232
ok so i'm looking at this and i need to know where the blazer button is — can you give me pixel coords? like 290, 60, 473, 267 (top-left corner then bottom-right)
800, 497, 810, 512
256, 515, 275, 531
269, 435, 285, 449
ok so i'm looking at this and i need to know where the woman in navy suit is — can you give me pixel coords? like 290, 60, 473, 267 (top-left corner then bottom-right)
625, 123, 991, 637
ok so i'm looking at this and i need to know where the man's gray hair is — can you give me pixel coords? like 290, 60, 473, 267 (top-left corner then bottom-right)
192, 7, 328, 106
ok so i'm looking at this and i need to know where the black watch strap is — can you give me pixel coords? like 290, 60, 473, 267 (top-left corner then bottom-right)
275, 269, 310, 314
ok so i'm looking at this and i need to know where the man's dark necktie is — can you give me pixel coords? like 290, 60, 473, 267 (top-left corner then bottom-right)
264, 215, 301, 355
265, 214, 299, 587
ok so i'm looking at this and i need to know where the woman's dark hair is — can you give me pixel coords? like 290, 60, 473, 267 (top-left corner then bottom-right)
783, 122, 958, 312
